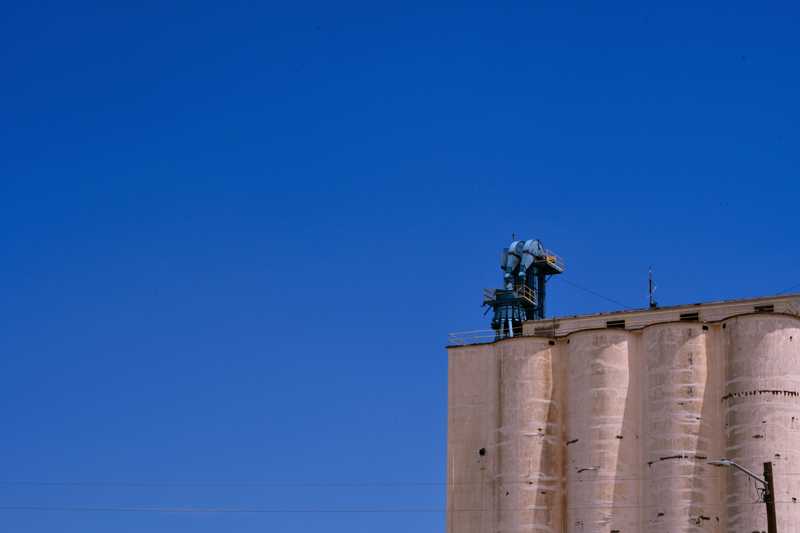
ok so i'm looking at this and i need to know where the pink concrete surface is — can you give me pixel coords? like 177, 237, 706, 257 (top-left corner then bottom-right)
447, 304, 800, 533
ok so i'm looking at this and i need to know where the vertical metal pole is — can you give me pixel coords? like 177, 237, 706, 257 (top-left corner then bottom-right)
764, 461, 778, 533
537, 270, 546, 320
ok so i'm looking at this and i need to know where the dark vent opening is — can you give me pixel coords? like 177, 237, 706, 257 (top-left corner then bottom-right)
606, 319, 626, 329
680, 312, 700, 322
755, 304, 774, 313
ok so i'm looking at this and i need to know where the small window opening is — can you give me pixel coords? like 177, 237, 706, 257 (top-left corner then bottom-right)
606, 319, 626, 329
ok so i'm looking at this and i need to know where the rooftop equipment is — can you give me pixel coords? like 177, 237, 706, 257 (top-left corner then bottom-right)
483, 239, 564, 339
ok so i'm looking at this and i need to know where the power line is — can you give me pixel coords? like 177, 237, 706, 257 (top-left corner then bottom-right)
0, 505, 451, 514
19, 471, 800, 488
0, 481, 450, 488
777, 282, 800, 295
0, 475, 731, 488
553, 278, 636, 310
10, 469, 800, 490
0, 500, 789, 514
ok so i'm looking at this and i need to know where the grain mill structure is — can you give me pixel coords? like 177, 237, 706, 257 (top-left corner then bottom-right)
446, 239, 800, 532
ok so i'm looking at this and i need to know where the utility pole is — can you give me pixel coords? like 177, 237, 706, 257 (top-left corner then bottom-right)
764, 461, 778, 533
709, 459, 778, 533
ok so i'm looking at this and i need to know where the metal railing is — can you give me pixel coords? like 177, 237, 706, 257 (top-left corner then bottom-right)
447, 329, 501, 346
517, 284, 536, 305
448, 327, 536, 345
539, 249, 565, 272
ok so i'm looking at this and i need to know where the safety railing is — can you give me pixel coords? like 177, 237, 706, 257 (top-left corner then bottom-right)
449, 327, 537, 345
517, 284, 536, 304
447, 329, 501, 346
539, 249, 565, 272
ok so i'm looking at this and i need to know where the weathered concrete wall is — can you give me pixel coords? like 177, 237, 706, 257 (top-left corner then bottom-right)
566, 330, 640, 532
723, 315, 800, 532
446, 338, 564, 533
447, 343, 499, 533
642, 323, 725, 531
447, 310, 800, 533
497, 338, 564, 533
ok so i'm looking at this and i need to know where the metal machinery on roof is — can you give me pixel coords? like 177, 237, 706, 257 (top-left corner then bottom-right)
483, 239, 564, 339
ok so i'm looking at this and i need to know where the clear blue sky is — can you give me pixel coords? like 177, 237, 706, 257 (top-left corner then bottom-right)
1, 1, 798, 531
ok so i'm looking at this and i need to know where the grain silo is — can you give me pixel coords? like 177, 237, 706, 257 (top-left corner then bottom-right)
447, 239, 800, 532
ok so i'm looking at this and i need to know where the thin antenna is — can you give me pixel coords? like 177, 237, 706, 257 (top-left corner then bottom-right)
648, 267, 658, 309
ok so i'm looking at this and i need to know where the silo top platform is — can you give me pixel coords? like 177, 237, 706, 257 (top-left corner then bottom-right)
533, 252, 565, 274
525, 292, 800, 337
449, 293, 800, 346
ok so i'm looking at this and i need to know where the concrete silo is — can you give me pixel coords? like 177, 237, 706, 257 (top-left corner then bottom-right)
565, 330, 640, 531
496, 338, 564, 532
641, 323, 725, 531
722, 314, 800, 531
446, 337, 565, 533
447, 293, 800, 533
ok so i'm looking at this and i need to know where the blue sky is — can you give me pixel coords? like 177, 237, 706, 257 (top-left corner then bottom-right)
1, 1, 798, 531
